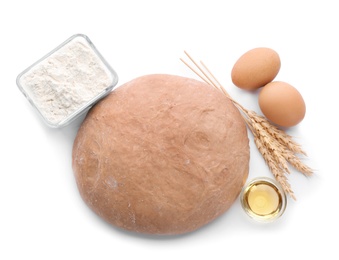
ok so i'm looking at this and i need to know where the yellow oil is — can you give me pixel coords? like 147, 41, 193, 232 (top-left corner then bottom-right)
241, 179, 285, 221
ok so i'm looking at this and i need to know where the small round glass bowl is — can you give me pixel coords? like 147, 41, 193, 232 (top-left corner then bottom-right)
240, 177, 287, 223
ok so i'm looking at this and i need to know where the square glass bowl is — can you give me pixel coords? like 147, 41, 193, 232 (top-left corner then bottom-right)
16, 34, 118, 128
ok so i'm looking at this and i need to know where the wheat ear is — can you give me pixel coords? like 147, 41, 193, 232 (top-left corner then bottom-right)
180, 51, 313, 199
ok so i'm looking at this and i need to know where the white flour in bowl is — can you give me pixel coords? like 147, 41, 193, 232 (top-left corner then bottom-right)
18, 35, 115, 127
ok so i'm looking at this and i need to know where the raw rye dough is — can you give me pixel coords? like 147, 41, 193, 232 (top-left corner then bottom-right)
72, 74, 250, 235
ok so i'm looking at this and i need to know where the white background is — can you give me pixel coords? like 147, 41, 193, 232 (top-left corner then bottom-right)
1, 0, 337, 259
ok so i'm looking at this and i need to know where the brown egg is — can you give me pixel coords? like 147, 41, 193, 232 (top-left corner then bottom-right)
259, 81, 306, 127
231, 47, 281, 90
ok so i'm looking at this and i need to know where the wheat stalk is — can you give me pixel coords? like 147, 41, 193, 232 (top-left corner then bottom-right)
180, 51, 313, 199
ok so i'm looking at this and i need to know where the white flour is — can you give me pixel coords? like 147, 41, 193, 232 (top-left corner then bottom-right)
19, 35, 114, 126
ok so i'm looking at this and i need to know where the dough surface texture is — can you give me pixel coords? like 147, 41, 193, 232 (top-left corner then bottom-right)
72, 74, 249, 235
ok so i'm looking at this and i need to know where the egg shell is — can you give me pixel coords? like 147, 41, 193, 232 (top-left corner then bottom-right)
259, 81, 306, 127
231, 47, 281, 91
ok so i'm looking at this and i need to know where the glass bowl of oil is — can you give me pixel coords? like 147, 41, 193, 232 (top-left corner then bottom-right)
240, 177, 287, 223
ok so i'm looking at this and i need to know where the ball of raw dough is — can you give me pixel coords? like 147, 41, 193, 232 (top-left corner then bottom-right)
72, 74, 249, 235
